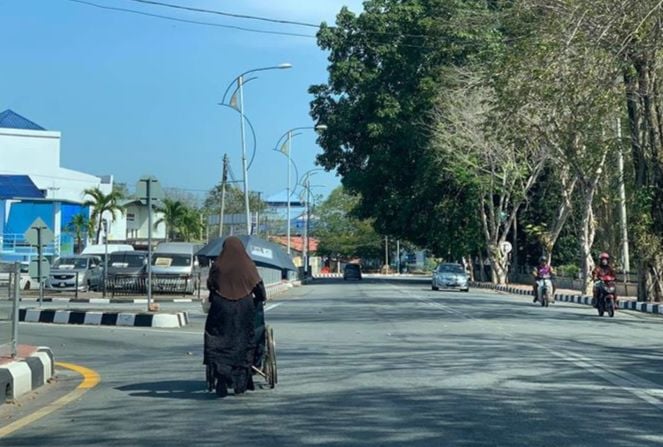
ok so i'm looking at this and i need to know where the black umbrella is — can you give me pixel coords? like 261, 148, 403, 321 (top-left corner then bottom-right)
196, 235, 296, 271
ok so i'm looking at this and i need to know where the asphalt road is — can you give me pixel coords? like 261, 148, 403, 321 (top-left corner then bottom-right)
3, 277, 663, 446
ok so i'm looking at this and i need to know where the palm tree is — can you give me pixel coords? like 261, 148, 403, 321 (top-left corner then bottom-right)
67, 214, 89, 254
179, 207, 206, 242
83, 187, 125, 244
154, 198, 187, 241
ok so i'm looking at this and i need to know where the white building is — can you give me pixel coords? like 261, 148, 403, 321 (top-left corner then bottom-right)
106, 199, 166, 245
0, 109, 112, 260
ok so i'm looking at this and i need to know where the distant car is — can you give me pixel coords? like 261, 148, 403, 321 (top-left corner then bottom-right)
47, 255, 103, 291
432, 263, 469, 292
343, 263, 362, 281
107, 251, 148, 292
0, 263, 34, 290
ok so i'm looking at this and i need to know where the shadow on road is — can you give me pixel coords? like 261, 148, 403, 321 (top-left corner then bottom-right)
116, 380, 215, 401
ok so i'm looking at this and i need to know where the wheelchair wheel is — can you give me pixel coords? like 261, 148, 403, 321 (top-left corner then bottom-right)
264, 325, 277, 388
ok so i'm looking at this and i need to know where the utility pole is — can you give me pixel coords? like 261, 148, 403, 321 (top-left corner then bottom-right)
617, 117, 630, 281
218, 154, 228, 237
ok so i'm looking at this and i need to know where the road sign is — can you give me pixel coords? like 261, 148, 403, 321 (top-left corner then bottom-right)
28, 258, 50, 280
24, 218, 54, 247
136, 176, 165, 205
500, 241, 513, 254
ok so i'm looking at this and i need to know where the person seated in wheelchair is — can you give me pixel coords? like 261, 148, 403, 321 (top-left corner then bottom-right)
204, 237, 267, 398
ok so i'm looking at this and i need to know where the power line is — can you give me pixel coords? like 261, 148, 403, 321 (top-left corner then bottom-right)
124, 0, 321, 28
63, 0, 507, 48
63, 0, 316, 38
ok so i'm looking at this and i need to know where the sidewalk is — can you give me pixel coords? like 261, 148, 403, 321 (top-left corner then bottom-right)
0, 345, 54, 404
472, 282, 663, 316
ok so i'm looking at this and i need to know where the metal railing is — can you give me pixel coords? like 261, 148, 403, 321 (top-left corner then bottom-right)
1, 233, 64, 259
108, 272, 203, 298
0, 263, 21, 358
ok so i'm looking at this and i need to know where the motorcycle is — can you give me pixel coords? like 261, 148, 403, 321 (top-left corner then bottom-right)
595, 275, 617, 318
536, 277, 554, 307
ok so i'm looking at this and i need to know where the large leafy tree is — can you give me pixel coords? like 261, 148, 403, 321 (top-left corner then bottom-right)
313, 187, 383, 260
310, 0, 499, 259
83, 187, 124, 244
203, 185, 267, 236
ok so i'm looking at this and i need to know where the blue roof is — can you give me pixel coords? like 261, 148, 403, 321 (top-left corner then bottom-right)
0, 175, 45, 200
0, 109, 46, 131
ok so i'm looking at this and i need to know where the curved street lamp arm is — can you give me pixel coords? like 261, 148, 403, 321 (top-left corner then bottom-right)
273, 126, 321, 150
221, 76, 258, 105
217, 103, 258, 172
221, 63, 291, 104
270, 146, 300, 199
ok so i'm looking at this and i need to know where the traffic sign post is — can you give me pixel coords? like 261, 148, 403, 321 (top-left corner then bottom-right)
24, 218, 54, 307
137, 176, 164, 312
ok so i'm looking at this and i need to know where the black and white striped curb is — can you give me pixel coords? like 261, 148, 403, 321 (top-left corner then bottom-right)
0, 347, 54, 403
16, 281, 298, 305
20, 309, 189, 328
471, 282, 663, 316
19, 297, 199, 304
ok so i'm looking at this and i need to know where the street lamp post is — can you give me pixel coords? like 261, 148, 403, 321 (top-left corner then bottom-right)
300, 169, 324, 277
223, 63, 292, 235
102, 219, 108, 298
274, 124, 327, 254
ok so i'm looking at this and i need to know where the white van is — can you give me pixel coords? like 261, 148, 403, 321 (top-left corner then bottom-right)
81, 244, 133, 264
82, 244, 134, 257
152, 242, 203, 294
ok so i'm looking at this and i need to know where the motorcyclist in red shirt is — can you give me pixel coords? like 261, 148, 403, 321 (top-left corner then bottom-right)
592, 252, 617, 308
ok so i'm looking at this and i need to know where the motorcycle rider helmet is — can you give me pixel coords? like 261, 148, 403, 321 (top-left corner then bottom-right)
599, 252, 610, 266
539, 256, 547, 264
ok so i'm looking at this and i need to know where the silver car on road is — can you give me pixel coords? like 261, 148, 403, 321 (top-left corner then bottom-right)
432, 263, 469, 292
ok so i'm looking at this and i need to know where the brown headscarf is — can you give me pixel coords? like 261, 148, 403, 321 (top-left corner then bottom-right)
207, 236, 261, 300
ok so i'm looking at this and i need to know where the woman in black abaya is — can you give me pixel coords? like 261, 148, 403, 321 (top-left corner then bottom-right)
204, 237, 266, 397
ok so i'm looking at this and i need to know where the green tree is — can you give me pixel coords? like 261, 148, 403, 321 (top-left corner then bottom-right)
179, 207, 206, 242
83, 187, 124, 244
203, 185, 266, 236
155, 198, 188, 241
313, 187, 383, 260
310, 0, 500, 262
67, 213, 90, 254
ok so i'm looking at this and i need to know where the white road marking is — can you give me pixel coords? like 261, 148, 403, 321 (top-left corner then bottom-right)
547, 348, 663, 411
382, 278, 663, 412
265, 302, 283, 312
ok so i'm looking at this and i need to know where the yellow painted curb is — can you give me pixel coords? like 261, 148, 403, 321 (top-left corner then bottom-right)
0, 362, 100, 438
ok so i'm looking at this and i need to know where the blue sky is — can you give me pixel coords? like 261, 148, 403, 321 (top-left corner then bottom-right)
1, 0, 364, 202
